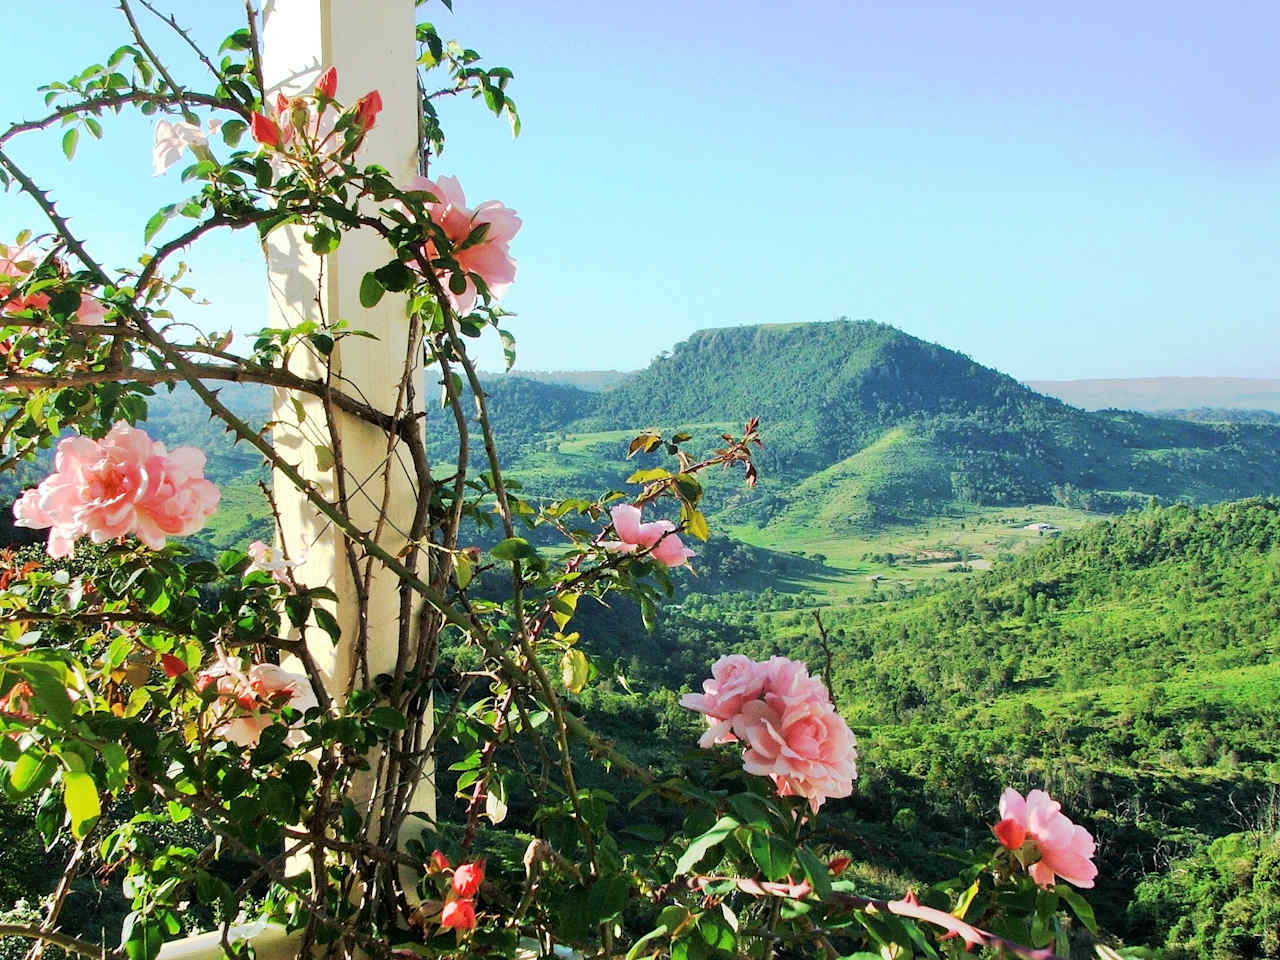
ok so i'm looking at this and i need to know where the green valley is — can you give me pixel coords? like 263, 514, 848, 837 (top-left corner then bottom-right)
6, 319, 1280, 955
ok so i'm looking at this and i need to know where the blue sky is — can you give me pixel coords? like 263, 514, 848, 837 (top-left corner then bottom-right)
2, 0, 1277, 379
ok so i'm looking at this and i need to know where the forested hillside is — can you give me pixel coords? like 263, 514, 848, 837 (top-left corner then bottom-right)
551, 499, 1280, 954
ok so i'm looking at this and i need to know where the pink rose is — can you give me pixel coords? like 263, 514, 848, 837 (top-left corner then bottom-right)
759, 656, 832, 713
196, 657, 318, 748
74, 294, 107, 325
13, 422, 219, 558
731, 687, 858, 813
604, 504, 694, 569
679, 654, 765, 747
409, 175, 520, 316
996, 788, 1097, 888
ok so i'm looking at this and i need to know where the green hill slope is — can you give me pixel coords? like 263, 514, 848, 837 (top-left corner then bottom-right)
739, 498, 1280, 940
553, 499, 1280, 947
580, 320, 1280, 528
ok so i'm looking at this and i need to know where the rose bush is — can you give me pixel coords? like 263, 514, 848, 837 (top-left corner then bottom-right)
0, 4, 1121, 960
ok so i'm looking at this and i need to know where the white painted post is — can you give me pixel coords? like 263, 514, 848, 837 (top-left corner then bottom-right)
259, 0, 434, 872
163, 7, 432, 955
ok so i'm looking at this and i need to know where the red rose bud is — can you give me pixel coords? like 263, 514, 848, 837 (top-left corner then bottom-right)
440, 897, 475, 931
250, 112, 281, 148
160, 654, 188, 678
316, 66, 338, 99
994, 817, 1028, 851
353, 90, 382, 131
451, 860, 484, 898
826, 856, 851, 877
430, 849, 451, 873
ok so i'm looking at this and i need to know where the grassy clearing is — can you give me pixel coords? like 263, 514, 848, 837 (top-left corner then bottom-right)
724, 504, 1099, 604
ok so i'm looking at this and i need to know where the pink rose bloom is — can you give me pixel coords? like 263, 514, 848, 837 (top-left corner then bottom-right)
759, 656, 832, 713
995, 788, 1097, 889
152, 118, 222, 176
679, 654, 765, 747
12, 422, 219, 557
409, 175, 520, 316
732, 689, 858, 813
197, 657, 318, 747
604, 504, 694, 569
74, 294, 107, 325
246, 540, 303, 583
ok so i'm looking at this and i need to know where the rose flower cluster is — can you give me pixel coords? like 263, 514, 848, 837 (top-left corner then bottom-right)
195, 656, 318, 748
13, 422, 219, 558
681, 655, 857, 811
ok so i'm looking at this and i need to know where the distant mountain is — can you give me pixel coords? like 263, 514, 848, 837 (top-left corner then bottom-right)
573, 320, 1280, 528
479, 369, 636, 392
1155, 408, 1280, 425
1028, 377, 1280, 413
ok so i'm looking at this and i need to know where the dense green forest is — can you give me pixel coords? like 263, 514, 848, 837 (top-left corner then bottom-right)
536, 499, 1280, 956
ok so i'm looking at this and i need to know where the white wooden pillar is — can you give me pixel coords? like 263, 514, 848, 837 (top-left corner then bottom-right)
260, 0, 435, 862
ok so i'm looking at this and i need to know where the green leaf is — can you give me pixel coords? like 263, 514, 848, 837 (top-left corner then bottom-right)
626, 468, 670, 484
21, 664, 73, 726
454, 552, 472, 590
747, 830, 794, 882
624, 925, 669, 960
673, 473, 702, 506
122, 911, 163, 960
62, 128, 79, 160
8, 752, 57, 799
260, 778, 294, 820
284, 594, 312, 628
549, 592, 578, 630
795, 847, 833, 902
313, 607, 341, 643
359, 272, 385, 308
313, 444, 334, 472
490, 537, 536, 562
1055, 884, 1098, 934
220, 119, 247, 146
458, 221, 490, 250
682, 506, 710, 542
369, 706, 407, 730
675, 816, 739, 876
726, 793, 771, 829
373, 259, 415, 292
340, 798, 360, 840
143, 206, 174, 244
587, 875, 630, 923
499, 328, 516, 371
63, 769, 100, 837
